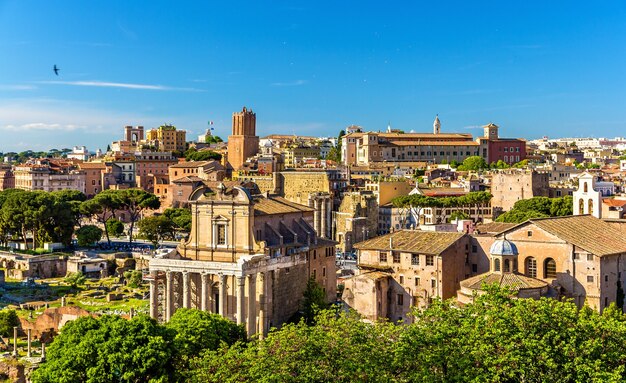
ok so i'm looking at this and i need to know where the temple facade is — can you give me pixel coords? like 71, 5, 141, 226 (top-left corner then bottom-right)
147, 184, 336, 336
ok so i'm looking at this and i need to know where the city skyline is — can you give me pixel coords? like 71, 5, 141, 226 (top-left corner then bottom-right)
1, 1, 626, 152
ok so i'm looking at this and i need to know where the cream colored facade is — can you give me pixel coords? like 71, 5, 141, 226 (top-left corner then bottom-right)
145, 125, 187, 153
343, 230, 470, 323
14, 163, 86, 193
148, 185, 336, 336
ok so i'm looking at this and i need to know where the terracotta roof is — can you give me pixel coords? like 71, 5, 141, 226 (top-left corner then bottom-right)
390, 141, 479, 147
419, 187, 468, 197
460, 272, 548, 291
602, 198, 626, 208
345, 132, 473, 139
169, 160, 222, 168
253, 196, 314, 216
505, 215, 626, 257
475, 222, 517, 235
354, 230, 465, 255
78, 162, 106, 169
172, 176, 204, 183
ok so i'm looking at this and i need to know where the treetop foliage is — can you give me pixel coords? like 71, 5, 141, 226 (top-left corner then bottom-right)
496, 196, 573, 223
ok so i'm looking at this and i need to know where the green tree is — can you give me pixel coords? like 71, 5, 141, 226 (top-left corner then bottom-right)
117, 189, 161, 244
124, 270, 143, 288
457, 156, 488, 171
191, 310, 401, 383
138, 216, 174, 248
301, 277, 329, 324
204, 135, 223, 144
31, 315, 176, 383
0, 310, 20, 337
184, 148, 222, 162
80, 190, 122, 245
167, 308, 246, 378
163, 208, 192, 233
75, 225, 103, 247
106, 218, 125, 237
64, 272, 87, 288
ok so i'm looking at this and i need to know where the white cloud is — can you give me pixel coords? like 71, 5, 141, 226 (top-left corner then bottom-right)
37, 80, 204, 92
270, 79, 307, 87
2, 123, 88, 132
0, 84, 37, 91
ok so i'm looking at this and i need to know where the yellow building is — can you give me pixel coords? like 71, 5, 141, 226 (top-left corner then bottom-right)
283, 145, 321, 168
145, 124, 187, 153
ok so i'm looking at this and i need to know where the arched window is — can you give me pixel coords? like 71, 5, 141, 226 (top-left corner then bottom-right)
584, 182, 588, 193
526, 257, 537, 278
494, 258, 501, 272
588, 199, 593, 215
513, 259, 518, 272
504, 259, 510, 272
578, 199, 584, 215
544, 258, 557, 279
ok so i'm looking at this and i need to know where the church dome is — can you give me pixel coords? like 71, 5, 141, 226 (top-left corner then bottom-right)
490, 239, 518, 256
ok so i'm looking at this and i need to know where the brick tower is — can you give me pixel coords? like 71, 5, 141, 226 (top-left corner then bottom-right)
227, 107, 259, 170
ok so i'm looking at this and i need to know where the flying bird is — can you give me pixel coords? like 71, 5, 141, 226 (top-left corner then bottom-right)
53, 65, 60, 76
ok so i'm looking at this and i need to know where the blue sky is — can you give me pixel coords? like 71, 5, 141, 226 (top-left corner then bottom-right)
1, 1, 625, 152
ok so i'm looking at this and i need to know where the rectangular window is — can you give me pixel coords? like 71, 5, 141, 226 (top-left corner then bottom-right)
397, 294, 403, 306
574, 253, 581, 260
411, 254, 419, 265
431, 279, 436, 288
392, 252, 400, 263
216, 224, 226, 245
379, 252, 388, 263
472, 245, 477, 253
527, 231, 532, 237
399, 275, 404, 284
605, 275, 608, 282
587, 254, 594, 261
323, 267, 326, 277
426, 255, 434, 266
472, 264, 478, 273
415, 277, 420, 286
587, 275, 594, 283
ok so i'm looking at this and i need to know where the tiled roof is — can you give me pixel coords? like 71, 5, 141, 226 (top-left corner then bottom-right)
503, 215, 626, 257
390, 140, 479, 147
475, 222, 517, 235
602, 198, 626, 208
172, 176, 204, 183
170, 160, 221, 168
344, 132, 473, 139
253, 196, 314, 216
354, 230, 465, 255
460, 272, 547, 291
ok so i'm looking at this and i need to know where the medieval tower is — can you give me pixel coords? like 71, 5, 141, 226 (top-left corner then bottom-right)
227, 107, 259, 170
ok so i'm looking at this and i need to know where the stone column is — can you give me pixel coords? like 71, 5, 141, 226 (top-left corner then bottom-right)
149, 276, 158, 319
218, 274, 227, 316
182, 271, 190, 309
41, 342, 46, 361
27, 329, 31, 358
257, 272, 266, 339
313, 198, 320, 236
320, 197, 327, 238
12, 327, 17, 357
236, 276, 245, 325
246, 274, 256, 336
165, 271, 173, 321
201, 273, 209, 311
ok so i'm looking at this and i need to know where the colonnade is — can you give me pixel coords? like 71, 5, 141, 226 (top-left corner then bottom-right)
149, 270, 270, 336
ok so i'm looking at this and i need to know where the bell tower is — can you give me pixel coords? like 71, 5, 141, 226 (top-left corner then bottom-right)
433, 115, 441, 134
483, 123, 499, 140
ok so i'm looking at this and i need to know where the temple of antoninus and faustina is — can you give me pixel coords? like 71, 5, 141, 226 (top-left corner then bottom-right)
147, 183, 336, 336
